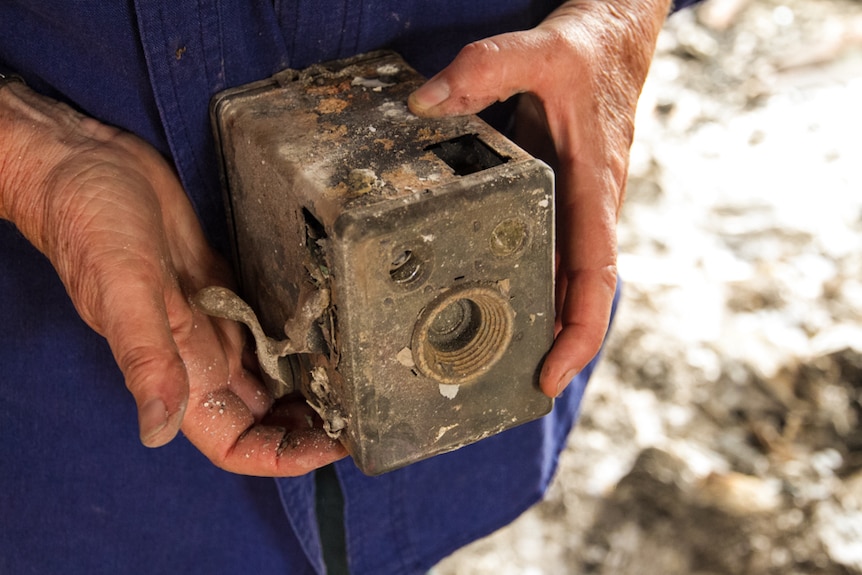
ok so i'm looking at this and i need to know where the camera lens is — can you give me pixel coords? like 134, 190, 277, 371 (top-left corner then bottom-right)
412, 284, 514, 384
427, 299, 481, 353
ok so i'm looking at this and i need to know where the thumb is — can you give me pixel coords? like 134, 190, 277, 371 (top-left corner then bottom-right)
408, 30, 546, 117
98, 272, 190, 448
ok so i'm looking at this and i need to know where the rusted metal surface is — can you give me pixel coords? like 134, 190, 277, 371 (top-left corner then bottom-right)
209, 51, 555, 474
194, 285, 330, 399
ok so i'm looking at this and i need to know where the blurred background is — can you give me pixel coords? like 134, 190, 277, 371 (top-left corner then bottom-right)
438, 0, 862, 573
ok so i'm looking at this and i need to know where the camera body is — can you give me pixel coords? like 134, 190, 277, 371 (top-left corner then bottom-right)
211, 51, 554, 474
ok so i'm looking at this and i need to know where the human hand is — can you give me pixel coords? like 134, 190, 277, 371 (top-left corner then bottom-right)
0, 82, 346, 475
409, 0, 671, 397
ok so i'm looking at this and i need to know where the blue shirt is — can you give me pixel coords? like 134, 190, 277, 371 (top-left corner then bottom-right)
0, 1, 691, 573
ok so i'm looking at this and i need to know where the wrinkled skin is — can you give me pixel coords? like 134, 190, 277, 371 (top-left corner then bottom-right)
0, 0, 669, 476
410, 0, 671, 397
0, 82, 346, 475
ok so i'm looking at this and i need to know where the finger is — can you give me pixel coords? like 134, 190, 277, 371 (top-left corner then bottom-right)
232, 425, 347, 477
98, 267, 191, 447
203, 314, 274, 421
226, 366, 273, 421
408, 29, 550, 117
176, 310, 346, 476
183, 388, 346, 476
539, 158, 620, 397
541, 266, 617, 397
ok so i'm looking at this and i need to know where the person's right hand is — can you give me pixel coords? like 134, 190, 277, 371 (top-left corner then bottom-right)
0, 81, 346, 476
409, 0, 670, 397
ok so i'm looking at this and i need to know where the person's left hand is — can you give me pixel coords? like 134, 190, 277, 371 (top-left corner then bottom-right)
409, 0, 671, 397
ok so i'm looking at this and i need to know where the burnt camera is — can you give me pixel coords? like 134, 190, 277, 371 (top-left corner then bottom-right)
207, 51, 554, 474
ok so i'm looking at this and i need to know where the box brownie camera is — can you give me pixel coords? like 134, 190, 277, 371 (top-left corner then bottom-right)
207, 51, 555, 474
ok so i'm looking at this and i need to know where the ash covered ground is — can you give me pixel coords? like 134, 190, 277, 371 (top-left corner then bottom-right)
437, 0, 862, 573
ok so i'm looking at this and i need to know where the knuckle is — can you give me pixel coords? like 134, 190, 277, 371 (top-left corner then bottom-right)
457, 39, 505, 93
462, 38, 503, 60
121, 344, 185, 397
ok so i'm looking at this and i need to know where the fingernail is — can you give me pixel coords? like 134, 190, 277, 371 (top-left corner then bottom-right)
139, 397, 168, 445
409, 78, 450, 112
555, 370, 578, 397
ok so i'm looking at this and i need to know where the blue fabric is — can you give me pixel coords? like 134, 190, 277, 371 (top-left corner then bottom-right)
674, 0, 703, 10
0, 227, 314, 574
1, 1, 672, 573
